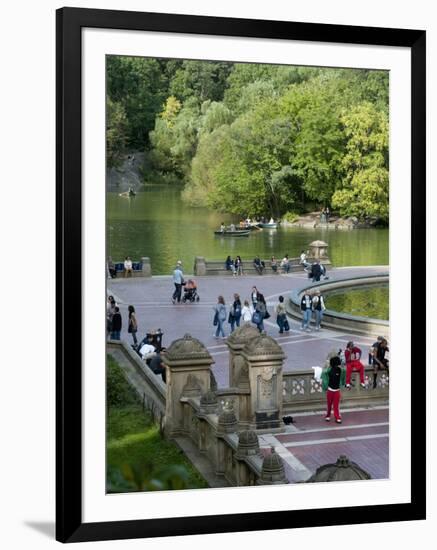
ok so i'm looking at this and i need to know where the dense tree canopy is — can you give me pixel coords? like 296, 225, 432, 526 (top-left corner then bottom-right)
107, 56, 389, 223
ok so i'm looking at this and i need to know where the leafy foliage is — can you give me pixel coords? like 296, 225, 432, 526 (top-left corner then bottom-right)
106, 355, 207, 492
107, 57, 389, 222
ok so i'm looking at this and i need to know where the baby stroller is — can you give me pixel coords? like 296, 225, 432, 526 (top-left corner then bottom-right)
182, 279, 200, 303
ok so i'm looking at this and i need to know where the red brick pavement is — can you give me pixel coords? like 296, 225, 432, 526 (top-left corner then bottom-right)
259, 407, 389, 482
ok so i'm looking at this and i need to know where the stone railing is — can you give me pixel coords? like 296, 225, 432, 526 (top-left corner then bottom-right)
181, 396, 264, 486
107, 339, 166, 417
194, 256, 311, 276
282, 367, 389, 413
287, 272, 389, 338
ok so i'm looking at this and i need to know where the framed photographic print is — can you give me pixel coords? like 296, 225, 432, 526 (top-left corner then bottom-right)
56, 7, 426, 543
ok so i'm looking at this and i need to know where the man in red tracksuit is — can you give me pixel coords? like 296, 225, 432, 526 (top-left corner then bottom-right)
344, 341, 366, 389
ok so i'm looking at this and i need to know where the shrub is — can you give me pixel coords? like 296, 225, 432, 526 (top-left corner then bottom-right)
107, 355, 140, 408
282, 210, 299, 223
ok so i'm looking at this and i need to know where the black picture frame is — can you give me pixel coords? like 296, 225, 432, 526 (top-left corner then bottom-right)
56, 7, 426, 543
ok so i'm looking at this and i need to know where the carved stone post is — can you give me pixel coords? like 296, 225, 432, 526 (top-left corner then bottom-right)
226, 324, 259, 428
162, 334, 214, 438
241, 334, 285, 430
227, 324, 259, 388
194, 256, 207, 276
308, 240, 329, 260
141, 257, 152, 277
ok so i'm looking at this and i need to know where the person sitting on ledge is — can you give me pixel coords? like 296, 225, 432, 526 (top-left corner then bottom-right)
149, 348, 166, 383
271, 256, 278, 273
124, 256, 133, 278
280, 254, 290, 274
225, 255, 236, 274
345, 341, 366, 389
253, 256, 265, 275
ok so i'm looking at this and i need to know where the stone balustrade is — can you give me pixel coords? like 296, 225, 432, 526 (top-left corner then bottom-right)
282, 366, 389, 413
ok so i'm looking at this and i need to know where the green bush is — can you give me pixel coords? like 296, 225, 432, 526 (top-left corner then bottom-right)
106, 355, 208, 492
107, 355, 140, 408
282, 211, 299, 223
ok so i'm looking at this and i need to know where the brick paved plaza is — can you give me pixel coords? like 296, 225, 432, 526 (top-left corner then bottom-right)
108, 266, 389, 481
108, 266, 386, 387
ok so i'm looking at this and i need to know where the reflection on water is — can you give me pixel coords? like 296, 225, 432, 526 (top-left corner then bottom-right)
107, 186, 389, 275
325, 285, 389, 320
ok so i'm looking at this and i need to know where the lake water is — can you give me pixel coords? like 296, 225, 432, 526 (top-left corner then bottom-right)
325, 284, 389, 320
107, 185, 389, 275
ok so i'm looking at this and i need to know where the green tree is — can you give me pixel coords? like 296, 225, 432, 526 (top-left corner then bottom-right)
332, 102, 389, 221
107, 56, 168, 148
106, 98, 128, 167
169, 60, 232, 103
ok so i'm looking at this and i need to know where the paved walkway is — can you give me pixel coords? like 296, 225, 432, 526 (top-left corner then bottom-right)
108, 266, 387, 388
259, 406, 389, 482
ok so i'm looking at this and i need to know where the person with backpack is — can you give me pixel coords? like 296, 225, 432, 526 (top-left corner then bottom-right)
322, 355, 346, 423
213, 296, 227, 338
253, 293, 267, 332
228, 293, 242, 332
276, 295, 290, 334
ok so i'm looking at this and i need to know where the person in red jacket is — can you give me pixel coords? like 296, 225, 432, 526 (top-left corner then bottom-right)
344, 341, 366, 389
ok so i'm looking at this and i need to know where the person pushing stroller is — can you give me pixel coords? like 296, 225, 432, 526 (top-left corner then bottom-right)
182, 279, 200, 303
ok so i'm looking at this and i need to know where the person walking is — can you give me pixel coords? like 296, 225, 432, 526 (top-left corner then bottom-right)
345, 341, 366, 388
251, 286, 258, 309
228, 293, 242, 332
322, 355, 346, 423
253, 293, 267, 332
241, 299, 252, 322
276, 295, 290, 334
124, 256, 133, 278
312, 289, 326, 331
171, 261, 184, 304
127, 305, 138, 346
213, 296, 227, 338
300, 291, 313, 331
310, 260, 323, 282
110, 306, 122, 340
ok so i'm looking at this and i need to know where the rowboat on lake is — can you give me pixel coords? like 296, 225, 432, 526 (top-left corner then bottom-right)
214, 230, 251, 237
119, 188, 136, 197
258, 221, 278, 228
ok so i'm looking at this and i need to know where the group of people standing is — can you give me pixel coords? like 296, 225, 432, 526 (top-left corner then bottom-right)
106, 295, 138, 345
212, 286, 290, 338
321, 336, 389, 423
300, 289, 326, 331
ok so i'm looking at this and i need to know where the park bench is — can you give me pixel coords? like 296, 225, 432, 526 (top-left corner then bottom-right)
193, 256, 317, 276
111, 257, 152, 278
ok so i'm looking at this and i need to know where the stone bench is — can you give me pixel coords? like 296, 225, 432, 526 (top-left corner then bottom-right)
194, 256, 330, 277
110, 257, 152, 278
